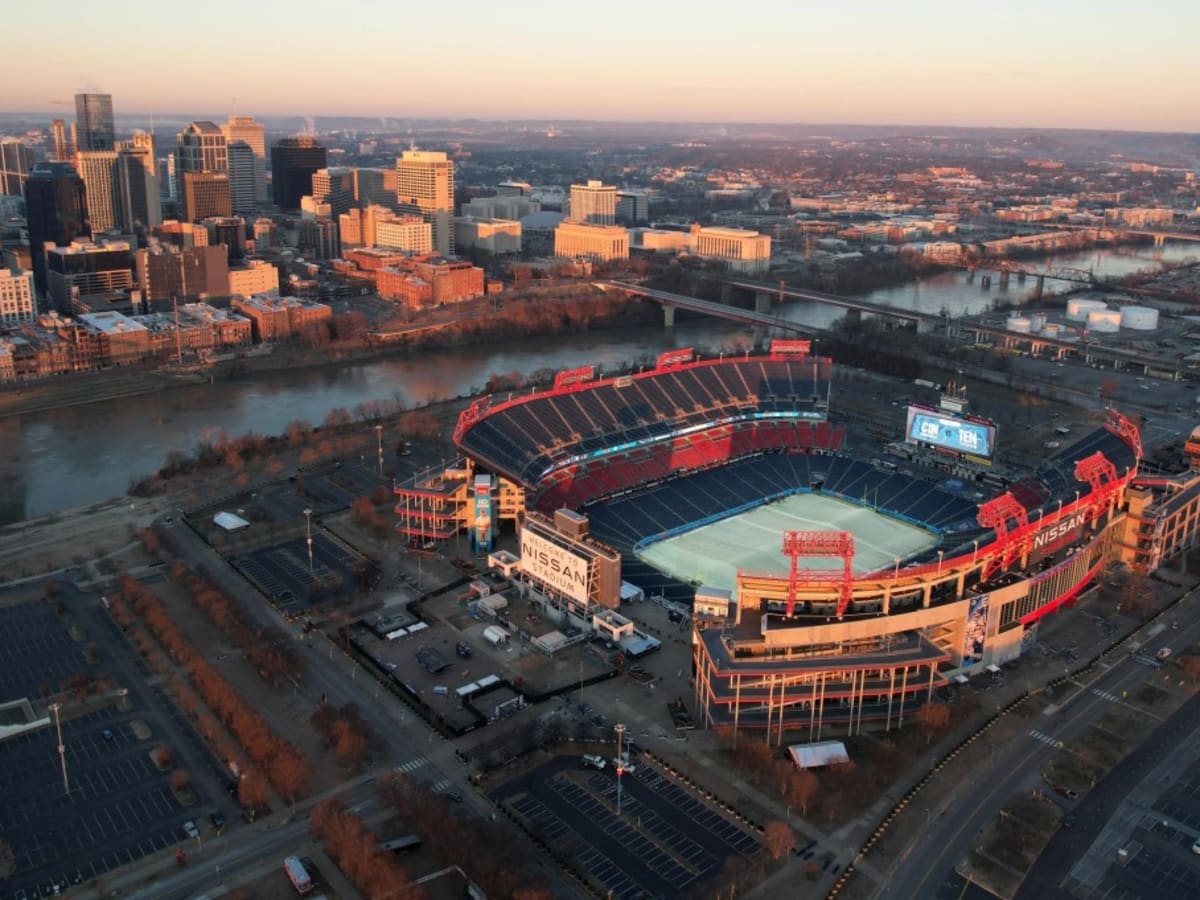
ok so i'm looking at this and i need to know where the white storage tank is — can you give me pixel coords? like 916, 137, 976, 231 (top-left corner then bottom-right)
1029, 312, 1047, 331
1086, 309, 1122, 333
1041, 323, 1062, 338
1066, 298, 1106, 321
1120, 305, 1159, 331
1006, 316, 1032, 334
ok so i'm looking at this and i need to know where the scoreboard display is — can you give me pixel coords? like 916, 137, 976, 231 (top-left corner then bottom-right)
905, 406, 996, 459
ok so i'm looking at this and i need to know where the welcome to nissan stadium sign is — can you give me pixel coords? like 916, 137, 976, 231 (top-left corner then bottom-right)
519, 529, 591, 604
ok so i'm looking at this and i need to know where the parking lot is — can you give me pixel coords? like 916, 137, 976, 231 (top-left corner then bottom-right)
0, 705, 204, 900
497, 755, 762, 899
234, 531, 364, 611
0, 598, 90, 700
0, 584, 238, 900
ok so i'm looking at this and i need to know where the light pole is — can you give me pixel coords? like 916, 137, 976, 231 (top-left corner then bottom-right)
893, 556, 901, 581
375, 424, 384, 477
49, 702, 69, 794
971, 539, 980, 567
303, 507, 314, 575
937, 550, 945, 578
614, 723, 626, 816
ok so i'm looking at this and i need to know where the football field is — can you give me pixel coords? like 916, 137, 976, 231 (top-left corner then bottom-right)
636, 492, 938, 592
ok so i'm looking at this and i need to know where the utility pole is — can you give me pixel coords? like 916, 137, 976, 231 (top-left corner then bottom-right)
375, 424, 384, 477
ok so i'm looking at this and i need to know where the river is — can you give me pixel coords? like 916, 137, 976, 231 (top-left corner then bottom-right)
2, 241, 1195, 524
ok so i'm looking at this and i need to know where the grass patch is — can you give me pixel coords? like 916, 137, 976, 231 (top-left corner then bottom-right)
966, 793, 1062, 899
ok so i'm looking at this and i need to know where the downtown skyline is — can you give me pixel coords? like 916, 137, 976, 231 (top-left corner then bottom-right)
1, 0, 1198, 132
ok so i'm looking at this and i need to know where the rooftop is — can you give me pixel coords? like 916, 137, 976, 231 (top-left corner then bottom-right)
77, 311, 148, 336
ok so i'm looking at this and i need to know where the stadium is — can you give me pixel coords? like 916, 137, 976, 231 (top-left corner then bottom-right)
397, 340, 1200, 741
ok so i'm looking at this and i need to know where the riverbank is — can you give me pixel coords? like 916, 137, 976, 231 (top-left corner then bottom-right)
0, 288, 657, 420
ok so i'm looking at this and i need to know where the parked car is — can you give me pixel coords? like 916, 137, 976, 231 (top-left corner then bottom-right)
582, 754, 607, 771
455, 641, 473, 659
182, 820, 199, 839
209, 810, 226, 831
1156, 647, 1173, 661
1053, 785, 1078, 800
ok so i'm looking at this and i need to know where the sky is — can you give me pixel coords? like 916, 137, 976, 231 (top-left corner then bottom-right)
2, 0, 1197, 132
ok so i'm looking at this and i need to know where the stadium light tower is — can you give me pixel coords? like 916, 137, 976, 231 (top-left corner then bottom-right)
303, 507, 314, 574
49, 702, 69, 794
614, 723, 626, 815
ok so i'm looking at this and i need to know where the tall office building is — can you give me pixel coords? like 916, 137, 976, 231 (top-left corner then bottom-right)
351, 167, 388, 208
177, 122, 227, 174
310, 167, 354, 218
50, 118, 72, 161
115, 132, 161, 230
270, 137, 326, 211
181, 172, 231, 221
221, 115, 267, 203
75, 151, 121, 233
45, 239, 133, 310
134, 242, 229, 302
75, 93, 115, 151
396, 150, 454, 256
227, 141, 258, 214
568, 180, 617, 225
0, 140, 35, 196
24, 161, 91, 299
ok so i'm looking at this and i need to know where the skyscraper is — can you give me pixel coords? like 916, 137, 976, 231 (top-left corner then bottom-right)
569, 180, 617, 225
310, 167, 354, 217
226, 141, 258, 215
181, 172, 232, 221
396, 150, 455, 256
75, 151, 121, 233
116, 134, 162, 231
74, 93, 115, 151
24, 161, 91, 299
0, 140, 35, 196
49, 119, 72, 161
221, 115, 267, 203
270, 137, 326, 211
177, 122, 228, 174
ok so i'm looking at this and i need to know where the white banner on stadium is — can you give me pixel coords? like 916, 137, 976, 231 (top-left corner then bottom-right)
519, 529, 591, 604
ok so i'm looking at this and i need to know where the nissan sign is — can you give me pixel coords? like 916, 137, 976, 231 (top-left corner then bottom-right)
519, 529, 591, 604
1031, 510, 1088, 557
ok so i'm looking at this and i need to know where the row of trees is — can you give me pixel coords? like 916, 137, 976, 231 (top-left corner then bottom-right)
309, 798, 423, 900
378, 774, 551, 899
112, 576, 312, 810
169, 562, 304, 689
309, 703, 371, 770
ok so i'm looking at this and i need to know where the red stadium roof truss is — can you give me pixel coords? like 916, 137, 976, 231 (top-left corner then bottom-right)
782, 530, 855, 619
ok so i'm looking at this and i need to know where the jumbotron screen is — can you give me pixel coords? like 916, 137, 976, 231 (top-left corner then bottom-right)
905, 406, 996, 459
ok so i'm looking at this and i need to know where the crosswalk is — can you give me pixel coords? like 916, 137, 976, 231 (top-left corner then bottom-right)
1092, 688, 1121, 703
395, 756, 427, 774
1029, 730, 1061, 747
432, 779, 452, 794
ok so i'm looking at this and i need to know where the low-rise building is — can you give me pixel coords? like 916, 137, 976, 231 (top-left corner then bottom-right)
178, 302, 253, 346
0, 266, 36, 327
76, 310, 150, 366
231, 294, 332, 342
45, 240, 134, 312
454, 216, 521, 254
227, 259, 279, 297
375, 215, 433, 254
553, 222, 629, 261
691, 225, 771, 274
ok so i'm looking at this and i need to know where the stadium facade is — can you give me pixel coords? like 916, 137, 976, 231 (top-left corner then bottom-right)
398, 342, 1200, 740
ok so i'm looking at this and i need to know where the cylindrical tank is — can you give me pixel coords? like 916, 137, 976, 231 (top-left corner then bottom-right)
1066, 298, 1106, 321
1041, 323, 1062, 338
1086, 309, 1122, 333
1029, 312, 1047, 331
1006, 316, 1032, 334
1120, 305, 1159, 330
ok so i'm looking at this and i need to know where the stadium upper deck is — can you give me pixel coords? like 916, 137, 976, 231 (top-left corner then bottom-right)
454, 346, 832, 486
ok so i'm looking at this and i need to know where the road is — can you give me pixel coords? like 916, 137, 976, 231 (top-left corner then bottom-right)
879, 596, 1199, 900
